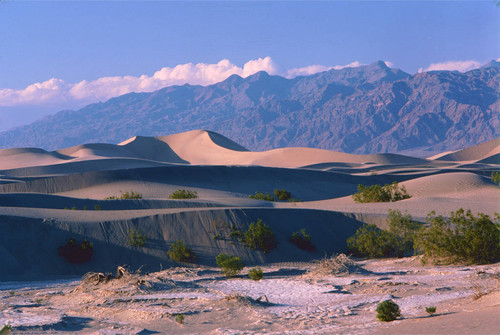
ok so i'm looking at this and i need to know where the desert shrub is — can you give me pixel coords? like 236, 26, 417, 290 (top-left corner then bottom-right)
274, 189, 291, 201
128, 227, 146, 247
168, 189, 198, 199
216, 253, 245, 277
347, 224, 394, 258
167, 240, 197, 263
105, 190, 142, 200
249, 191, 275, 201
230, 226, 244, 240
71, 206, 77, 210
414, 209, 500, 265
492, 171, 500, 186
213, 234, 222, 240
58, 238, 93, 264
0, 324, 12, 334
352, 182, 410, 203
289, 228, 315, 252
386, 209, 421, 256
376, 300, 401, 322
120, 190, 142, 199
248, 267, 264, 281
244, 219, 277, 253
348, 210, 420, 258
175, 313, 184, 324
425, 306, 436, 315
94, 204, 101, 210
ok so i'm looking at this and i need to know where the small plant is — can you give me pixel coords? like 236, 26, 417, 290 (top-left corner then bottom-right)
58, 238, 93, 264
289, 228, 315, 252
175, 313, 184, 324
35, 298, 43, 304
167, 240, 196, 263
106, 190, 143, 200
213, 234, 222, 240
83, 206, 87, 210
352, 182, 410, 203
248, 267, 264, 281
71, 206, 77, 210
425, 306, 436, 315
128, 227, 147, 247
229, 226, 244, 240
249, 191, 275, 201
0, 324, 12, 335
94, 204, 101, 210
216, 253, 244, 277
274, 189, 291, 201
376, 299, 401, 322
243, 219, 277, 254
8, 291, 14, 296
168, 189, 198, 199
492, 171, 500, 186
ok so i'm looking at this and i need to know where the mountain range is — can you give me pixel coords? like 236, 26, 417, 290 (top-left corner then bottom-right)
0, 60, 498, 155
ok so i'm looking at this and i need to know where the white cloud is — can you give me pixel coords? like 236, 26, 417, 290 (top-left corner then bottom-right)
285, 65, 333, 78
418, 60, 481, 73
332, 61, 365, 70
0, 57, 278, 107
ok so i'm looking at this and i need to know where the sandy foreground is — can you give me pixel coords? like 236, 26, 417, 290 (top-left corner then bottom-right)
1, 258, 499, 334
0, 130, 499, 333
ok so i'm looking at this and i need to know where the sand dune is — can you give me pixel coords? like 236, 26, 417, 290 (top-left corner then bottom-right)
429, 137, 500, 162
1, 130, 499, 334
0, 131, 498, 278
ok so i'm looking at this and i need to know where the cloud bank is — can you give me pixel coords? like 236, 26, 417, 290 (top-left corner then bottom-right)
0, 58, 385, 108
418, 60, 481, 73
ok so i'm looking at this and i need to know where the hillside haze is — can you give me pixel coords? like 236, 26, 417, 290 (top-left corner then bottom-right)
0, 60, 498, 154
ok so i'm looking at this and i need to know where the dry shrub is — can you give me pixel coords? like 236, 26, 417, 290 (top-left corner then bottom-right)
224, 292, 271, 306
307, 254, 363, 277
74, 266, 150, 293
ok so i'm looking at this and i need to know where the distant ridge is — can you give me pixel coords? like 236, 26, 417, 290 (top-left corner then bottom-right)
0, 60, 498, 155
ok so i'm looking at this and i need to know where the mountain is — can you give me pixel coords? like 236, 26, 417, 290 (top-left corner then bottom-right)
0, 60, 498, 154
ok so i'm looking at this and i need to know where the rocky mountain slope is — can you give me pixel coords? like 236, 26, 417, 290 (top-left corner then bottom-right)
0, 61, 498, 154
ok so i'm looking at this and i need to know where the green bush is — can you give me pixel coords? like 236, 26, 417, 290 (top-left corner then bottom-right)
216, 253, 245, 277
248, 267, 264, 281
128, 227, 147, 247
94, 204, 101, 210
415, 209, 500, 265
376, 300, 401, 322
425, 306, 436, 315
175, 313, 184, 324
347, 224, 394, 258
168, 189, 198, 199
105, 190, 143, 200
249, 191, 275, 201
492, 171, 500, 186
167, 240, 197, 263
244, 219, 277, 254
289, 228, 315, 252
58, 238, 93, 264
274, 189, 291, 201
0, 324, 12, 335
347, 210, 420, 258
230, 226, 244, 240
352, 182, 410, 203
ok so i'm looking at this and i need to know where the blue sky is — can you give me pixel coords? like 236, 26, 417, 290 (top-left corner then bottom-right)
0, 1, 498, 131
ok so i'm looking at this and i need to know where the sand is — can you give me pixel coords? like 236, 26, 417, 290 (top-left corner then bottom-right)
0, 129, 499, 334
